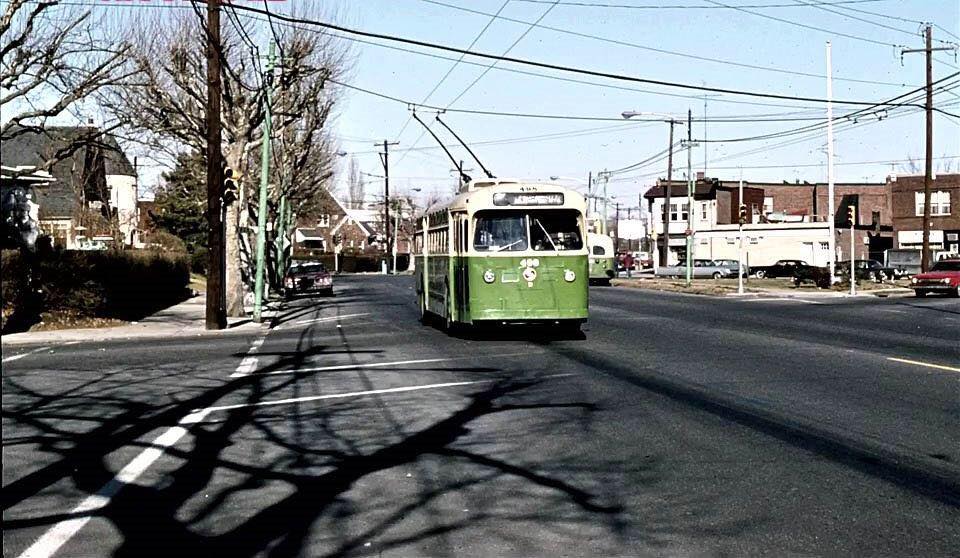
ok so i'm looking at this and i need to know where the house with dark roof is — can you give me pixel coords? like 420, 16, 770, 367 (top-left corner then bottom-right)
0, 126, 139, 248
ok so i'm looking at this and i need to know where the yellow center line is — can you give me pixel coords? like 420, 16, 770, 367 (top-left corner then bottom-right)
887, 357, 960, 373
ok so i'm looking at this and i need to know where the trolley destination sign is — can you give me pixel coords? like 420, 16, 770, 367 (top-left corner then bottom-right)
492, 192, 565, 206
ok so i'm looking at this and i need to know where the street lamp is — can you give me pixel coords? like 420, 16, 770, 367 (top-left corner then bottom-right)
622, 111, 684, 271
622, 110, 696, 285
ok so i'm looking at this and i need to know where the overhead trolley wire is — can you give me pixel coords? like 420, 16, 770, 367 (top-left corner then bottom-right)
419, 0, 916, 88
224, 2, 938, 108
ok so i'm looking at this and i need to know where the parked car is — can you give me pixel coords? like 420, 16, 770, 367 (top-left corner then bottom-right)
712, 259, 748, 278
636, 251, 653, 269
283, 261, 333, 298
792, 265, 832, 289
752, 259, 809, 279
910, 258, 960, 297
837, 259, 899, 283
655, 259, 733, 279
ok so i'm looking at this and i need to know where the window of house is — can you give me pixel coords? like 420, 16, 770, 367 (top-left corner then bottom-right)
916, 191, 952, 216
763, 197, 774, 214
700, 202, 708, 220
669, 203, 678, 222
318, 214, 331, 227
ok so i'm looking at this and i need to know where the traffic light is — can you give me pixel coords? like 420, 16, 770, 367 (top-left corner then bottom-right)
847, 205, 855, 226
223, 167, 239, 205
738, 204, 747, 225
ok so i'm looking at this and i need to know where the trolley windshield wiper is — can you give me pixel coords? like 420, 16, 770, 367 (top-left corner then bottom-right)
496, 239, 524, 252
533, 218, 559, 253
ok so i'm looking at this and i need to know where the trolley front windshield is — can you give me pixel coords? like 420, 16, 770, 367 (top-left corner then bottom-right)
473, 209, 583, 252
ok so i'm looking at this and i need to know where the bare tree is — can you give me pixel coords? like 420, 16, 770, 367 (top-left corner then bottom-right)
347, 157, 364, 209
100, 6, 348, 316
1, 1, 132, 173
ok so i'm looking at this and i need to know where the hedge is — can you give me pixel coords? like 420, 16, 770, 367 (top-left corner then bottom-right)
1, 249, 190, 332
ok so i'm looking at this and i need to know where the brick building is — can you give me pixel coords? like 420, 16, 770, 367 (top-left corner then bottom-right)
743, 179, 893, 261
644, 177, 764, 263
889, 173, 960, 254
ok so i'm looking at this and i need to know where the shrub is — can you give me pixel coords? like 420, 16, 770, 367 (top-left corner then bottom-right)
1, 249, 190, 332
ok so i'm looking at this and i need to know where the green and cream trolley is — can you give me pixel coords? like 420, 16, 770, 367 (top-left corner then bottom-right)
587, 232, 615, 285
414, 179, 589, 332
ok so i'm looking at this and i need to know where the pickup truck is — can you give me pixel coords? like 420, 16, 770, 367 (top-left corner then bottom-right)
655, 259, 733, 279
752, 259, 810, 279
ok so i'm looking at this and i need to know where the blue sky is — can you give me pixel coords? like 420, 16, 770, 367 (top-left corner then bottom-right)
321, 0, 959, 208
9, 0, 958, 208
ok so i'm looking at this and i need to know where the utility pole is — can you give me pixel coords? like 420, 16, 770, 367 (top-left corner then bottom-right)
826, 41, 837, 283
662, 120, 675, 268
204, 0, 226, 330
685, 109, 695, 287
378, 140, 399, 273
253, 42, 276, 324
902, 25, 955, 272
586, 171, 592, 220
602, 169, 609, 235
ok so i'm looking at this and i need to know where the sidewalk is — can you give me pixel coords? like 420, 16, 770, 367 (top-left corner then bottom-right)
1, 294, 267, 347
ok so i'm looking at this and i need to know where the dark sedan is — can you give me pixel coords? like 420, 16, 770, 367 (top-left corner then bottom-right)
283, 262, 333, 298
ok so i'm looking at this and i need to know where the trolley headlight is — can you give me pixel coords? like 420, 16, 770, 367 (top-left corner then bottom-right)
483, 269, 496, 283
564, 269, 576, 282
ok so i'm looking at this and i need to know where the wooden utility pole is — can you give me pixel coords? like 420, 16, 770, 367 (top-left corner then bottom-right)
377, 140, 398, 272
205, 0, 226, 330
902, 25, 956, 272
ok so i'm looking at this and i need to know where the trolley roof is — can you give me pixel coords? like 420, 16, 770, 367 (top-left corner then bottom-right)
423, 178, 587, 216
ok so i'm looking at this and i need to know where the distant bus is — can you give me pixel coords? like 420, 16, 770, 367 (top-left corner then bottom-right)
413, 179, 589, 333
587, 232, 615, 285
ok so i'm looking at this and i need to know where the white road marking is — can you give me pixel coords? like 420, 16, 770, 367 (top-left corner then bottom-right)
209, 373, 578, 414
742, 297, 823, 305
887, 357, 960, 373
16, 409, 210, 558
3, 346, 51, 363
230, 352, 542, 379
879, 309, 906, 314
276, 312, 370, 329
229, 332, 271, 377
203, 380, 484, 413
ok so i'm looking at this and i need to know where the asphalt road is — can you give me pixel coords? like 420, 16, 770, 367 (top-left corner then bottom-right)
3, 275, 959, 557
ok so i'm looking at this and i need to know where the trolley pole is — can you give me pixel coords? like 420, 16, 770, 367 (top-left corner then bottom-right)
253, 41, 276, 324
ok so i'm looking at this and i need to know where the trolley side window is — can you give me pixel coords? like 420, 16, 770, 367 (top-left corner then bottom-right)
473, 211, 528, 252
592, 245, 606, 256
529, 209, 583, 251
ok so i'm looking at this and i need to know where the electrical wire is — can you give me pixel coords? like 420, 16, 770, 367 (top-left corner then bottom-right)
419, 0, 917, 88
512, 0, 889, 9
393, 0, 512, 143
224, 2, 936, 107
